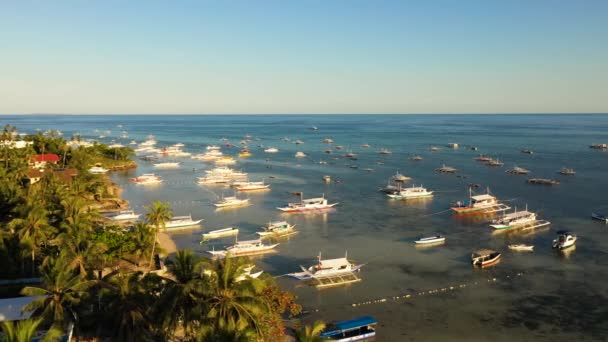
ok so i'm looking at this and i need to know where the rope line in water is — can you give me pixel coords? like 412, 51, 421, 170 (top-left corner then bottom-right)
347, 272, 525, 308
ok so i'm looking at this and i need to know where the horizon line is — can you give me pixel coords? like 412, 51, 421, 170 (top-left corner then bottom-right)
5, 112, 608, 116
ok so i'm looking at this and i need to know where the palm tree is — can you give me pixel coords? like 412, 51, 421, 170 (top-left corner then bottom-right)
201, 256, 269, 336
20, 258, 97, 332
50, 215, 107, 278
144, 201, 172, 271
1, 318, 43, 342
101, 272, 161, 341
8, 205, 54, 275
295, 320, 326, 342
130, 221, 155, 264
158, 250, 205, 337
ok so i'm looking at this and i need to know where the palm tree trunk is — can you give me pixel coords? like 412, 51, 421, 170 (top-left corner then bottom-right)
148, 229, 158, 272
31, 250, 35, 275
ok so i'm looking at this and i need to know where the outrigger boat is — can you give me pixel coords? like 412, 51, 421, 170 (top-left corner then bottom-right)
207, 239, 278, 258
490, 206, 537, 230
214, 194, 250, 208
153, 162, 180, 168
414, 235, 445, 245
387, 185, 433, 200
277, 194, 338, 212
471, 249, 501, 267
319, 316, 377, 341
552, 231, 577, 250
201, 227, 239, 240
451, 188, 510, 214
256, 221, 297, 237
508, 244, 534, 251
391, 171, 411, 182
131, 173, 163, 185
106, 210, 140, 221
288, 252, 364, 280
233, 181, 270, 192
164, 215, 203, 230
591, 213, 608, 223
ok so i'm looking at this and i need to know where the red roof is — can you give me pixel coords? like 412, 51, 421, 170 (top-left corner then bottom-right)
32, 154, 60, 163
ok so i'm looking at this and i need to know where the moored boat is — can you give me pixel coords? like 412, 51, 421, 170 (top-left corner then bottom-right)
471, 249, 501, 267
288, 252, 363, 280
490, 207, 537, 230
451, 188, 510, 214
256, 221, 296, 237
559, 167, 576, 175
552, 231, 577, 250
88, 164, 108, 174
319, 316, 377, 341
106, 210, 140, 221
207, 239, 279, 258
414, 235, 445, 245
264, 147, 279, 153
591, 213, 608, 223
153, 162, 180, 168
214, 195, 250, 208
131, 173, 163, 185
201, 227, 239, 240
164, 215, 203, 230
233, 181, 270, 191
508, 244, 534, 251
387, 185, 433, 200
391, 171, 411, 182
277, 194, 338, 212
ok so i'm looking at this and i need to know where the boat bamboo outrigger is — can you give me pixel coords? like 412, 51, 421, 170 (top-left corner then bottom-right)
288, 252, 364, 288
451, 188, 510, 214
201, 227, 239, 241
277, 193, 338, 212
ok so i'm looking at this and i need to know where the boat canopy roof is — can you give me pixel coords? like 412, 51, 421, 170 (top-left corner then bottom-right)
471, 194, 495, 202
502, 210, 533, 219
319, 257, 350, 268
302, 197, 325, 203
472, 249, 496, 257
236, 239, 262, 245
171, 215, 193, 220
320, 316, 377, 336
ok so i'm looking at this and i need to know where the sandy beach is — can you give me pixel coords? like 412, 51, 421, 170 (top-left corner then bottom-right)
157, 232, 177, 256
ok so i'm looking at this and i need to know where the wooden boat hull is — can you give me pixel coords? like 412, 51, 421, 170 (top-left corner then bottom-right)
277, 203, 338, 212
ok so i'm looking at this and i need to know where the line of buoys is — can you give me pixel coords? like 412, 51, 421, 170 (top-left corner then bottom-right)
348, 272, 524, 308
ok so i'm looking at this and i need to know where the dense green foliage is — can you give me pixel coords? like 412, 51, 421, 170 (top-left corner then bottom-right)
0, 125, 305, 341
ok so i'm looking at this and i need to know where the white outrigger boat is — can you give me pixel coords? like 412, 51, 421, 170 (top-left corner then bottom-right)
153, 161, 180, 168
451, 188, 510, 214
201, 227, 239, 240
508, 244, 534, 251
414, 235, 445, 245
264, 147, 279, 153
233, 181, 271, 191
490, 206, 537, 230
288, 252, 364, 280
391, 171, 411, 182
164, 215, 203, 230
552, 231, 577, 250
131, 173, 163, 185
387, 185, 433, 200
256, 221, 296, 238
88, 164, 108, 174
106, 210, 140, 221
277, 194, 338, 212
214, 194, 250, 208
207, 239, 279, 258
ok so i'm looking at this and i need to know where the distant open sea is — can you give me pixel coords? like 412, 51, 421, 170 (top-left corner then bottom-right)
4, 114, 608, 340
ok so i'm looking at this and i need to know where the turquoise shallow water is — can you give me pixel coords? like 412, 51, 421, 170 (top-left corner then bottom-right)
4, 114, 608, 340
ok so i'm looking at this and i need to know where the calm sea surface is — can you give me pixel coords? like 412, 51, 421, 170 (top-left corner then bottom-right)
4, 114, 608, 341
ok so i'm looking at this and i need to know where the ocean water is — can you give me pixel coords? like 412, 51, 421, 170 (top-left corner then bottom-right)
4, 114, 608, 341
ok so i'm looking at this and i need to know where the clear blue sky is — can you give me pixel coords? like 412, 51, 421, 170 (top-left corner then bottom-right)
1, 0, 606, 114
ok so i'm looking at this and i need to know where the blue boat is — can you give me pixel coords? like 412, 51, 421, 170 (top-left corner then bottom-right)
591, 213, 608, 223
320, 316, 377, 341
